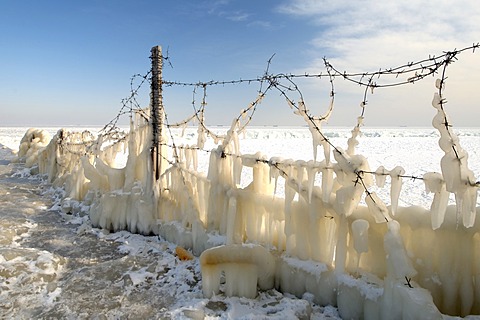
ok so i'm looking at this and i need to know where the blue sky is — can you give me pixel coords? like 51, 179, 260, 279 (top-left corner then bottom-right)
2, 0, 480, 127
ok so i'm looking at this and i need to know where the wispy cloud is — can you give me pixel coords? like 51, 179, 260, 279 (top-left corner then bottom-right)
204, 1, 272, 29
278, 0, 480, 69
247, 20, 272, 29
276, 0, 480, 126
206, 0, 231, 15
205, 0, 249, 22
225, 11, 250, 22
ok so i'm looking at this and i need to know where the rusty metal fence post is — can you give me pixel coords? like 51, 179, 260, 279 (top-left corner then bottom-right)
150, 45, 163, 181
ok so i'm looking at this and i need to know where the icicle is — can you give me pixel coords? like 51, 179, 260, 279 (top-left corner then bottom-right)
295, 160, 306, 192
334, 184, 364, 217
306, 160, 316, 203
296, 102, 327, 164
335, 215, 349, 273
226, 195, 237, 245
333, 148, 350, 185
389, 166, 405, 217
180, 122, 187, 137
284, 176, 296, 238
253, 153, 272, 194
312, 130, 320, 163
454, 180, 478, 228
197, 178, 207, 223
431, 80, 478, 228
375, 166, 389, 187
197, 123, 206, 150
192, 148, 198, 171
321, 165, 333, 203
322, 139, 331, 165
351, 219, 369, 254
269, 157, 282, 196
423, 172, 449, 230
441, 152, 476, 226
231, 130, 240, 156
365, 192, 390, 223
347, 128, 359, 156
462, 186, 477, 228
184, 145, 192, 169
233, 156, 242, 186
384, 220, 417, 280
347, 116, 364, 156
207, 149, 218, 181
440, 151, 470, 194
285, 159, 294, 177
351, 219, 369, 272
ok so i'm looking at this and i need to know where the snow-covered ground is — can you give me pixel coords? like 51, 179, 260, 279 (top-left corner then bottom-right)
1, 126, 480, 319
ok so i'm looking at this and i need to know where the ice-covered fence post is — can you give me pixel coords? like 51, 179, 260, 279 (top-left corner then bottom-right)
150, 45, 164, 181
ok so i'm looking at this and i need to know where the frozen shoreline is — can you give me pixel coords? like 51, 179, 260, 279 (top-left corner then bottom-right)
0, 128, 341, 319
3, 125, 480, 318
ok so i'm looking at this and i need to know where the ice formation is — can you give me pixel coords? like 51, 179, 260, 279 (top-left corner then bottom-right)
431, 82, 478, 228
15, 128, 51, 168
200, 244, 275, 298
17, 76, 480, 318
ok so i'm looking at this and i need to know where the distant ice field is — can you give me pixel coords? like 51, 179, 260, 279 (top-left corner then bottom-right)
2, 126, 480, 208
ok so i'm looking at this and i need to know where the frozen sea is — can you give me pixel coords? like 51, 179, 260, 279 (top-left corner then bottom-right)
1, 126, 480, 319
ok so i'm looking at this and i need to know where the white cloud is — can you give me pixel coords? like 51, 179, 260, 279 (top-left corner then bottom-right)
226, 11, 251, 22
204, 0, 250, 22
277, 0, 480, 126
278, 0, 480, 68
207, 0, 231, 15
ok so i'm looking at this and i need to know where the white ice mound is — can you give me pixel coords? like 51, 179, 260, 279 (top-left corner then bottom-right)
16, 128, 51, 167
199, 244, 276, 299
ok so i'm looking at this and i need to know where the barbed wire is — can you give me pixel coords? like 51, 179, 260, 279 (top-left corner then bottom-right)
162, 43, 479, 89
51, 44, 480, 223
95, 43, 480, 137
100, 71, 152, 136
162, 142, 480, 181
159, 44, 479, 222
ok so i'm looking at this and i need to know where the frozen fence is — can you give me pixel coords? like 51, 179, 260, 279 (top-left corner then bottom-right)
17, 44, 480, 318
